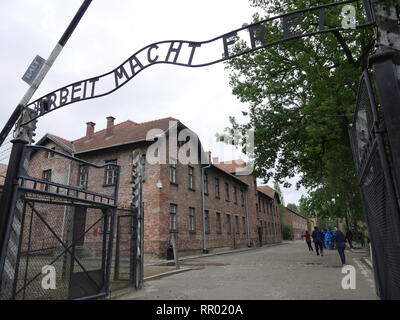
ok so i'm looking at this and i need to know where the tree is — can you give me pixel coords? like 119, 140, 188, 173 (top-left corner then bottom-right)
287, 203, 298, 212
224, 0, 373, 226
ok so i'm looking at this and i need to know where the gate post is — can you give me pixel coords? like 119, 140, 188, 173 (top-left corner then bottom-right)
0, 139, 28, 298
371, 53, 400, 194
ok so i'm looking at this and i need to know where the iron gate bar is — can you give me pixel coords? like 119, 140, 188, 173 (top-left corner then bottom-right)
372, 54, 400, 201
14, 201, 27, 300
19, 0, 374, 126
15, 201, 103, 297
18, 179, 116, 207
14, 201, 107, 297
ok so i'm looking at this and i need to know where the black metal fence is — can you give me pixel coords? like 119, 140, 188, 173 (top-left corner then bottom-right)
0, 144, 119, 300
349, 66, 400, 299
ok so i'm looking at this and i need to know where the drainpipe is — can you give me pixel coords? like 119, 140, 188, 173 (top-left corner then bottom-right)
201, 162, 211, 253
245, 188, 251, 247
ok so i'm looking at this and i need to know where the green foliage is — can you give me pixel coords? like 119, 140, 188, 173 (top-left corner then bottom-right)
281, 224, 292, 240
287, 203, 298, 212
223, 0, 373, 225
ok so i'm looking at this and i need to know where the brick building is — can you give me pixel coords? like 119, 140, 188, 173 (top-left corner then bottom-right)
26, 116, 282, 257
283, 207, 308, 240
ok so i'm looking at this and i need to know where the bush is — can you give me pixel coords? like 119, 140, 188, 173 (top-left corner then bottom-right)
281, 224, 292, 240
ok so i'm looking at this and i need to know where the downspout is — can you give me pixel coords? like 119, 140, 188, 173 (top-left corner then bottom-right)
245, 188, 251, 247
201, 162, 211, 253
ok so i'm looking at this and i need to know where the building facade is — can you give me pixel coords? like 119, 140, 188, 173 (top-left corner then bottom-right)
283, 207, 308, 240
25, 116, 282, 257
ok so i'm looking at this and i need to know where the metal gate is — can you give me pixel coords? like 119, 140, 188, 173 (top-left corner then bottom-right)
0, 144, 119, 300
113, 202, 144, 290
348, 60, 400, 299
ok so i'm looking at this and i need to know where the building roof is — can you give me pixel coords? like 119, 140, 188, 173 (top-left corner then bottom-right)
74, 117, 179, 154
285, 206, 307, 220
0, 163, 8, 186
257, 185, 281, 203
209, 164, 248, 187
36, 117, 181, 155
214, 159, 250, 175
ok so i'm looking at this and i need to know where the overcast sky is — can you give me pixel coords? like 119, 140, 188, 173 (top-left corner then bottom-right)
0, 0, 307, 205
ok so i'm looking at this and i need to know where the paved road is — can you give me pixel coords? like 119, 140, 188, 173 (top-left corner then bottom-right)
120, 240, 377, 300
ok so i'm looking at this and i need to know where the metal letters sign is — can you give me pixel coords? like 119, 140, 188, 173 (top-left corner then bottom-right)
22, 0, 373, 125
22, 55, 46, 85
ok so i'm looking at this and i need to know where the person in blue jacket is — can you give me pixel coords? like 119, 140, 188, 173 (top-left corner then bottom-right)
325, 229, 334, 249
333, 226, 346, 265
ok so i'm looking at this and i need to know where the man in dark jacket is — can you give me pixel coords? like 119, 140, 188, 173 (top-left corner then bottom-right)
311, 226, 324, 256
345, 228, 353, 249
333, 226, 346, 265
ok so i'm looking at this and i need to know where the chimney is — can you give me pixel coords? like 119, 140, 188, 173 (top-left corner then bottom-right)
86, 122, 96, 138
212, 157, 219, 164
106, 116, 115, 137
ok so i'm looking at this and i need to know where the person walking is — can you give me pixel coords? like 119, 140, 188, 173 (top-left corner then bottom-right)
325, 229, 333, 250
345, 228, 353, 249
358, 230, 365, 247
311, 226, 323, 256
304, 230, 313, 251
333, 226, 346, 265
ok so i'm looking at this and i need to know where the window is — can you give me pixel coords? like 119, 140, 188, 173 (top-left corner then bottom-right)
233, 186, 238, 204
170, 159, 177, 184
225, 182, 229, 201
263, 200, 266, 213
204, 173, 209, 194
205, 210, 210, 234
47, 147, 55, 158
42, 170, 52, 191
189, 207, 195, 232
78, 165, 88, 189
215, 178, 220, 198
235, 216, 239, 234
241, 189, 244, 207
242, 216, 246, 234
216, 212, 222, 234
188, 166, 194, 189
226, 214, 231, 234
105, 160, 117, 185
169, 204, 177, 231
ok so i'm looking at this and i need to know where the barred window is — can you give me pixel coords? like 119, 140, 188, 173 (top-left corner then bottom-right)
233, 186, 238, 204
241, 189, 244, 206
205, 210, 210, 234
189, 207, 195, 232
105, 160, 117, 185
189, 166, 194, 189
204, 173, 209, 194
225, 182, 229, 201
170, 204, 177, 231
78, 165, 88, 189
42, 169, 52, 191
47, 147, 56, 158
242, 216, 246, 234
215, 178, 220, 198
170, 159, 177, 183
226, 214, 231, 234
235, 216, 240, 234
216, 212, 222, 234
